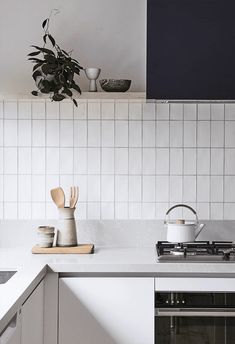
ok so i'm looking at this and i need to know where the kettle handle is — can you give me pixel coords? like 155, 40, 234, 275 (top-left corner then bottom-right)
164, 204, 198, 224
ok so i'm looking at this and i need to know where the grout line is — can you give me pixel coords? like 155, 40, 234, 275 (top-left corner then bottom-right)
223, 103, 226, 220
58, 102, 61, 187
195, 103, 198, 212
114, 101, 116, 219
72, 102, 75, 187
140, 100, 144, 219
30, 101, 33, 219
16, 100, 19, 219
2, 101, 5, 219
85, 101, 88, 219
182, 104, 185, 219
0, 172, 230, 176
1, 200, 228, 204
0, 145, 230, 149
155, 101, 157, 219
44, 100, 46, 218
99, 101, 102, 220
209, 103, 212, 220
168, 106, 171, 213
127, 100, 130, 219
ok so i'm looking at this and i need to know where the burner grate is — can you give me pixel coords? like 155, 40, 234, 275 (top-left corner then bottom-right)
156, 241, 235, 261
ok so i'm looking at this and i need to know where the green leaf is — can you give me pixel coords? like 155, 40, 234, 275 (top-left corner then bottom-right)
31, 46, 55, 55
42, 18, 48, 29
71, 59, 83, 69
62, 88, 73, 97
32, 70, 42, 81
48, 34, 55, 47
66, 70, 74, 82
41, 80, 52, 93
71, 58, 79, 63
52, 93, 65, 101
31, 91, 38, 96
31, 45, 42, 50
73, 67, 81, 75
40, 88, 50, 94
33, 62, 43, 71
62, 49, 69, 56
43, 34, 47, 44
28, 51, 41, 56
59, 74, 66, 84
73, 98, 78, 107
71, 83, 81, 94
44, 54, 56, 63
41, 63, 53, 75
28, 57, 45, 63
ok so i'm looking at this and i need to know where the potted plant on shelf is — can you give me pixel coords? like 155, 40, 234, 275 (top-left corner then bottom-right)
28, 11, 83, 106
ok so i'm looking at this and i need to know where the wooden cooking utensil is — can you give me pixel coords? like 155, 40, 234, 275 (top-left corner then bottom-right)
70, 186, 79, 208
50, 187, 65, 208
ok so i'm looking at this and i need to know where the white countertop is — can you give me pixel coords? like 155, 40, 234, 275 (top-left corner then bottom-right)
1, 246, 235, 332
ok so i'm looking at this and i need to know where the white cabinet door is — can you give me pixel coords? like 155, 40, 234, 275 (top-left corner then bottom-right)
21, 280, 44, 344
59, 277, 154, 344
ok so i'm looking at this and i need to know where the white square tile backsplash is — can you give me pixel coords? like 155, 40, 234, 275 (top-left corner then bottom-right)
1, 99, 235, 220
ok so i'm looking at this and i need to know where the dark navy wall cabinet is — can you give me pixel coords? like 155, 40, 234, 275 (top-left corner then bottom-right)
147, 0, 235, 100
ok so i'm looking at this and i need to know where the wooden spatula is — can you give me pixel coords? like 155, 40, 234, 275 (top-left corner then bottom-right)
50, 187, 65, 208
70, 186, 79, 208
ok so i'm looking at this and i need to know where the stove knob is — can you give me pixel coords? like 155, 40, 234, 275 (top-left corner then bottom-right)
171, 300, 174, 304
176, 300, 180, 304
166, 300, 169, 304
182, 300, 185, 304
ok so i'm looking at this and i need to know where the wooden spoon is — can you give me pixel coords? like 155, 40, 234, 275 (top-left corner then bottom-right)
50, 187, 65, 208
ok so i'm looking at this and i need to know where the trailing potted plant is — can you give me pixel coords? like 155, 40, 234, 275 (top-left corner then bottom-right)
28, 11, 83, 106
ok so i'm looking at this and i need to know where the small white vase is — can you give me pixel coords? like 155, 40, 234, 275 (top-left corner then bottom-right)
57, 208, 77, 247
85, 68, 101, 92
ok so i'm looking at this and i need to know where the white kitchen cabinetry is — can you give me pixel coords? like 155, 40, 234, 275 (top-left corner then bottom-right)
21, 280, 44, 344
59, 277, 154, 344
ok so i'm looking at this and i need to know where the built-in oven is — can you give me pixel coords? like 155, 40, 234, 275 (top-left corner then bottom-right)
155, 292, 235, 344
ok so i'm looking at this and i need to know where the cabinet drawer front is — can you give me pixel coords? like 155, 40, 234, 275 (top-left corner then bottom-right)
59, 277, 155, 344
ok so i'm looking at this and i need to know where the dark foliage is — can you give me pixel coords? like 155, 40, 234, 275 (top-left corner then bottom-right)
28, 14, 83, 106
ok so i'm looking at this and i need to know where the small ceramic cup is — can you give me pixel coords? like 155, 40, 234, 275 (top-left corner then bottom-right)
37, 226, 55, 248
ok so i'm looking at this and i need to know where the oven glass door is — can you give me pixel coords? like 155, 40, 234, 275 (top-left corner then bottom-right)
156, 316, 235, 344
155, 293, 235, 344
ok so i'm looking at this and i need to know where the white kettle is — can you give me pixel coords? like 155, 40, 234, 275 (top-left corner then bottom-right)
164, 204, 205, 242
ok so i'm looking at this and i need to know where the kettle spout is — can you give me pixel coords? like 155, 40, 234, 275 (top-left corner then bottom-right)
195, 224, 205, 239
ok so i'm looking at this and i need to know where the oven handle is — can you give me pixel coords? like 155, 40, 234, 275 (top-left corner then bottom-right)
156, 308, 235, 317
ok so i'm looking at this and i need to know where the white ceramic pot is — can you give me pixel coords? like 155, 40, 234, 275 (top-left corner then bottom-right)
57, 208, 78, 247
164, 204, 205, 242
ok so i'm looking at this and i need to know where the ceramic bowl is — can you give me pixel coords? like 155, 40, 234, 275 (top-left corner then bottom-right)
99, 79, 131, 92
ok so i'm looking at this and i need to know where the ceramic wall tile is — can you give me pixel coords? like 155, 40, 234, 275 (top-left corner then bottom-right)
1, 99, 235, 219
18, 120, 31, 146
46, 120, 59, 147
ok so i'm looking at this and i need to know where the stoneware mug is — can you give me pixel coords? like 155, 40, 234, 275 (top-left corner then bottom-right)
37, 226, 55, 248
57, 208, 78, 247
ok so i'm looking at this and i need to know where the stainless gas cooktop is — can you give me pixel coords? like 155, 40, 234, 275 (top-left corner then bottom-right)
157, 241, 235, 262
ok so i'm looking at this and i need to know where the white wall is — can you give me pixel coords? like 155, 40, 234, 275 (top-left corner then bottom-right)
0, 0, 146, 94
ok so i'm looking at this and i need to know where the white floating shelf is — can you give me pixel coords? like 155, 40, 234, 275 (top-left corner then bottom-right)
0, 92, 146, 101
